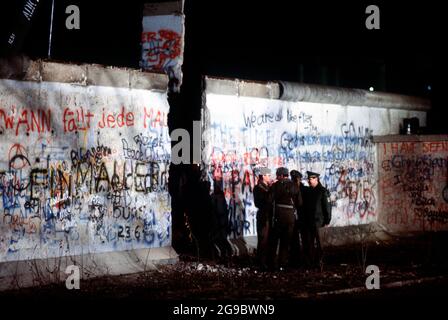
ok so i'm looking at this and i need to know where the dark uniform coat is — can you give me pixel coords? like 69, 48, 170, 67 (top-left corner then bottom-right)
301, 183, 331, 228
268, 179, 302, 269
300, 182, 331, 267
290, 183, 307, 267
253, 181, 271, 267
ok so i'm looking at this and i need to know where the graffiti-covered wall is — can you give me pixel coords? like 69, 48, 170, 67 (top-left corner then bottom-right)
202, 86, 427, 237
378, 137, 448, 231
141, 1, 185, 85
0, 79, 171, 262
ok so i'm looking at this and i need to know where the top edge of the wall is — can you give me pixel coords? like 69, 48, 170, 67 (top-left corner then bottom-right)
0, 57, 169, 92
204, 77, 431, 112
204, 76, 281, 100
143, 0, 184, 16
373, 135, 448, 143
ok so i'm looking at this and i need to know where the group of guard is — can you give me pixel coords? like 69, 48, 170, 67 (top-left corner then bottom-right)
253, 167, 332, 271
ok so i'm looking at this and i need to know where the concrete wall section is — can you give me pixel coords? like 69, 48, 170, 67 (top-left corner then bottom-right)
377, 136, 448, 231
202, 93, 410, 234
0, 79, 171, 262
141, 1, 185, 86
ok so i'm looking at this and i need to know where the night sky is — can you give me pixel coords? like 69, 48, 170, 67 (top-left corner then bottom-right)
1, 0, 444, 131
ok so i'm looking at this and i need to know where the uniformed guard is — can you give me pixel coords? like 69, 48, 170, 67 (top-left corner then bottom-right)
253, 167, 272, 270
268, 167, 302, 270
289, 170, 306, 268
301, 171, 332, 269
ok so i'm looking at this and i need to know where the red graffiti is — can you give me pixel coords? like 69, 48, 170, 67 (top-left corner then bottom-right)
63, 107, 94, 133
8, 144, 29, 170
423, 141, 448, 153
0, 106, 51, 136
143, 107, 168, 128
98, 107, 134, 129
382, 142, 416, 155
141, 29, 181, 70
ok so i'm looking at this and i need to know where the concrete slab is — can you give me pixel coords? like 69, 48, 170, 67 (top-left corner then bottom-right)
86, 65, 130, 88
40, 61, 87, 84
0, 247, 178, 291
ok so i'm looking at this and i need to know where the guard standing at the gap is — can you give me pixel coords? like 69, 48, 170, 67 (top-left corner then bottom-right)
253, 167, 272, 270
300, 171, 332, 269
289, 170, 306, 268
268, 167, 302, 271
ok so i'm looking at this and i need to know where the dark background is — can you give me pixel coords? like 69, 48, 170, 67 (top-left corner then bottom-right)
0, 0, 445, 132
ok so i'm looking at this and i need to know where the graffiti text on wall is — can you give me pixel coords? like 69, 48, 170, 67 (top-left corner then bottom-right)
203, 99, 377, 235
141, 29, 181, 72
0, 106, 168, 136
0, 80, 171, 262
379, 141, 448, 230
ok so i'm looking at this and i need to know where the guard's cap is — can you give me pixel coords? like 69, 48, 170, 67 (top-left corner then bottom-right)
257, 167, 271, 175
276, 167, 289, 177
290, 170, 303, 179
306, 171, 320, 178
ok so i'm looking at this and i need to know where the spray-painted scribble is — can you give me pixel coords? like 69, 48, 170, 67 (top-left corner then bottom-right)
379, 141, 448, 230
141, 29, 181, 71
140, 14, 184, 79
203, 95, 377, 234
0, 79, 171, 262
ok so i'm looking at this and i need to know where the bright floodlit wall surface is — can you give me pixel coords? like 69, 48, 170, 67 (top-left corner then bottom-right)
0, 79, 171, 262
202, 93, 427, 236
141, 14, 184, 74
